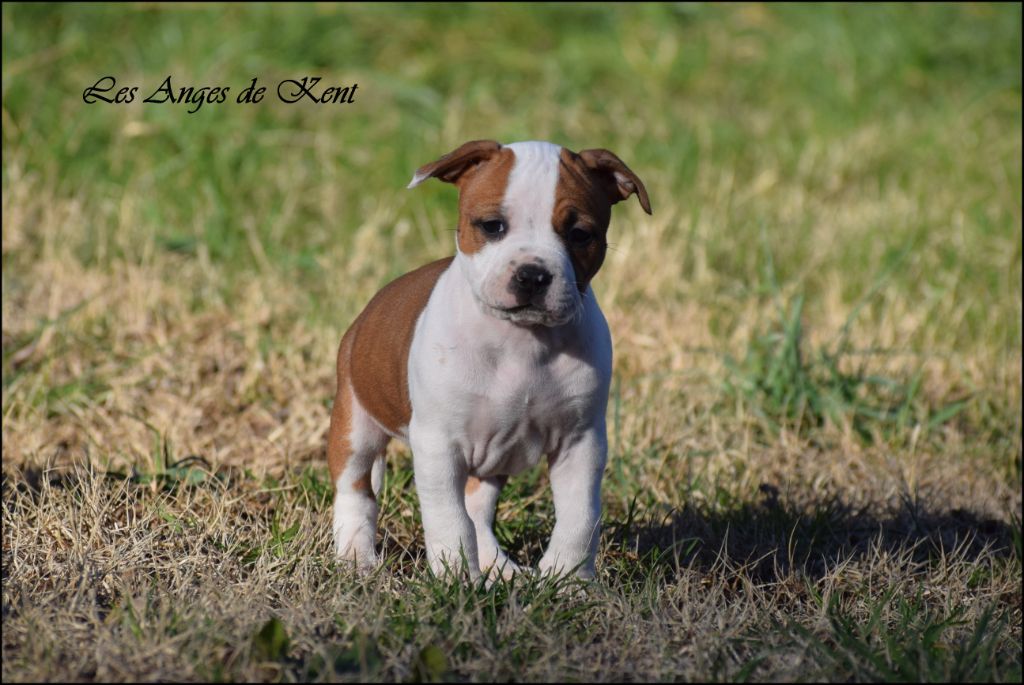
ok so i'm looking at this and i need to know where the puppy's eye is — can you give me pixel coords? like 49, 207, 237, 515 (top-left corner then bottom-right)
567, 227, 594, 246
476, 219, 506, 237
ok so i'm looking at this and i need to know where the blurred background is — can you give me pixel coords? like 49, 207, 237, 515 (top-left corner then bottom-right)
2, 3, 1020, 495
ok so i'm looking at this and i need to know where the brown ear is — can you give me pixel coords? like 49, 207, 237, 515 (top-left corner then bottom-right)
577, 148, 652, 214
407, 140, 503, 188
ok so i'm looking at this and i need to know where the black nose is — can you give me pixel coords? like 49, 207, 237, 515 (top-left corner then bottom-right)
513, 263, 553, 297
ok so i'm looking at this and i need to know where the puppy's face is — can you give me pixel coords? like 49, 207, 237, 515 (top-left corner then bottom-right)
409, 140, 651, 327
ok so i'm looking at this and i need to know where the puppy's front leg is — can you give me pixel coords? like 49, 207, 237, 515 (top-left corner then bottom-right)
410, 427, 480, 579
538, 426, 608, 580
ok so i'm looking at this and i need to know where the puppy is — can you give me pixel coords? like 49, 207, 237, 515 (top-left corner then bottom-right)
327, 140, 650, 579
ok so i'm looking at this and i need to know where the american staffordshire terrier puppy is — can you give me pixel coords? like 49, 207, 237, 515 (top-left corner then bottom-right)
328, 139, 650, 579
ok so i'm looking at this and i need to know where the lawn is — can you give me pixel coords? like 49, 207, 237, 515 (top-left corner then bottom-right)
2, 3, 1021, 681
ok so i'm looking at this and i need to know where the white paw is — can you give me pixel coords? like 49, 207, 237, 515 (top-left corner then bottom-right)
481, 553, 523, 581
427, 547, 481, 580
538, 553, 595, 580
334, 535, 379, 574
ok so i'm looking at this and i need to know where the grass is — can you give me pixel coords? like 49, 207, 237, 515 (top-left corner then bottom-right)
2, 2, 1021, 682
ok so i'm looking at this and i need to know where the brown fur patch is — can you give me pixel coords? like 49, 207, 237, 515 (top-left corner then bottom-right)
412, 140, 503, 185
455, 147, 516, 255
345, 257, 454, 435
553, 148, 614, 290
352, 473, 373, 496
327, 341, 356, 484
576, 148, 652, 215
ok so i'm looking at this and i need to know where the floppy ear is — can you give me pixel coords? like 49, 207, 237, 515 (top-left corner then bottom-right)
577, 148, 652, 215
407, 140, 504, 188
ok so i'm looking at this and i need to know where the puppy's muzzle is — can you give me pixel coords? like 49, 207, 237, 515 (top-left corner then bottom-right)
510, 263, 553, 302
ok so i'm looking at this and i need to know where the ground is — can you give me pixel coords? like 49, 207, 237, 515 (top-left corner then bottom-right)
2, 4, 1021, 682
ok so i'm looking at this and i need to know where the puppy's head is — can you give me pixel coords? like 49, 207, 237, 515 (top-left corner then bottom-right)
409, 140, 651, 326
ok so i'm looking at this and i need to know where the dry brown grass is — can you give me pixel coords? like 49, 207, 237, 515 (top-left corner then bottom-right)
2, 449, 1019, 681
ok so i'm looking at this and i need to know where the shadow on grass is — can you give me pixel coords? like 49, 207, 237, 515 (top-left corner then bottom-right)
5, 458, 1018, 586
602, 484, 1020, 585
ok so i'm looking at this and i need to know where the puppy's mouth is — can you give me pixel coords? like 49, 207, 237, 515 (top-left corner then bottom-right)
499, 303, 537, 314
489, 302, 574, 327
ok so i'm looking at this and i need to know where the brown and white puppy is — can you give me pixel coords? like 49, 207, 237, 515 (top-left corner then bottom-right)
327, 140, 650, 579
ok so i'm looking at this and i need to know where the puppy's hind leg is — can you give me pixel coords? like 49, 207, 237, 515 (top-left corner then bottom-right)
328, 370, 389, 573
465, 475, 522, 580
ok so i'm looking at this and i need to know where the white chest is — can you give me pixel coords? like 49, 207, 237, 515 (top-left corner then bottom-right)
459, 345, 602, 475
407, 271, 612, 478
